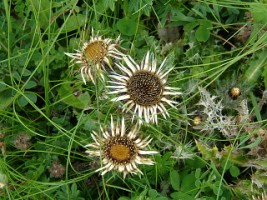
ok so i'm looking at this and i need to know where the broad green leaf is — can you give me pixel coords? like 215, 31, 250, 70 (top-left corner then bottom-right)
18, 93, 37, 107
68, 37, 81, 51
106, 0, 115, 11
31, 0, 51, 29
148, 189, 158, 198
155, 197, 168, 200
18, 95, 27, 107
185, 156, 206, 169
0, 81, 6, 91
142, 0, 153, 16
70, 183, 80, 198
195, 20, 212, 42
195, 168, 201, 179
221, 159, 232, 170
184, 21, 199, 32
198, 19, 212, 28
63, 14, 86, 33
22, 69, 32, 76
117, 197, 130, 200
137, 189, 148, 199
171, 9, 195, 24
212, 181, 223, 196
180, 173, 197, 194
195, 25, 210, 42
116, 18, 137, 36
12, 71, 20, 81
229, 166, 240, 177
58, 83, 91, 109
170, 170, 180, 191
27, 93, 37, 104
170, 192, 194, 200
25, 80, 37, 89
0, 88, 14, 110
95, 0, 115, 13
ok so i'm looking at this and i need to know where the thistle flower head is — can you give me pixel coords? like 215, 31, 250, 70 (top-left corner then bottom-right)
65, 32, 125, 84
48, 160, 66, 178
108, 52, 181, 124
85, 116, 158, 178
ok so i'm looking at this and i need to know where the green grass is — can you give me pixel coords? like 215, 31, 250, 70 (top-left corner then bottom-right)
1, 0, 267, 199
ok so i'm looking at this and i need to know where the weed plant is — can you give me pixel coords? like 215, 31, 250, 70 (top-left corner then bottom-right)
1, 0, 267, 199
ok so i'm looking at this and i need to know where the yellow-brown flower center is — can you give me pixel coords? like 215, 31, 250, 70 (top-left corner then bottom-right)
192, 116, 202, 126
110, 144, 130, 161
84, 41, 107, 64
104, 136, 136, 163
228, 87, 241, 100
127, 71, 163, 106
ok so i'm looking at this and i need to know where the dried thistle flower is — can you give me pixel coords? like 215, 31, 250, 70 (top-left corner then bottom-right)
48, 160, 65, 178
228, 87, 242, 100
196, 87, 237, 137
65, 31, 125, 84
108, 52, 181, 124
191, 115, 203, 126
0, 173, 8, 189
171, 143, 194, 160
85, 116, 158, 178
14, 133, 31, 150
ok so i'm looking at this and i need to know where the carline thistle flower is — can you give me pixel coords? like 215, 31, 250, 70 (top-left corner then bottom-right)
85, 116, 158, 179
65, 32, 125, 84
108, 52, 181, 124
